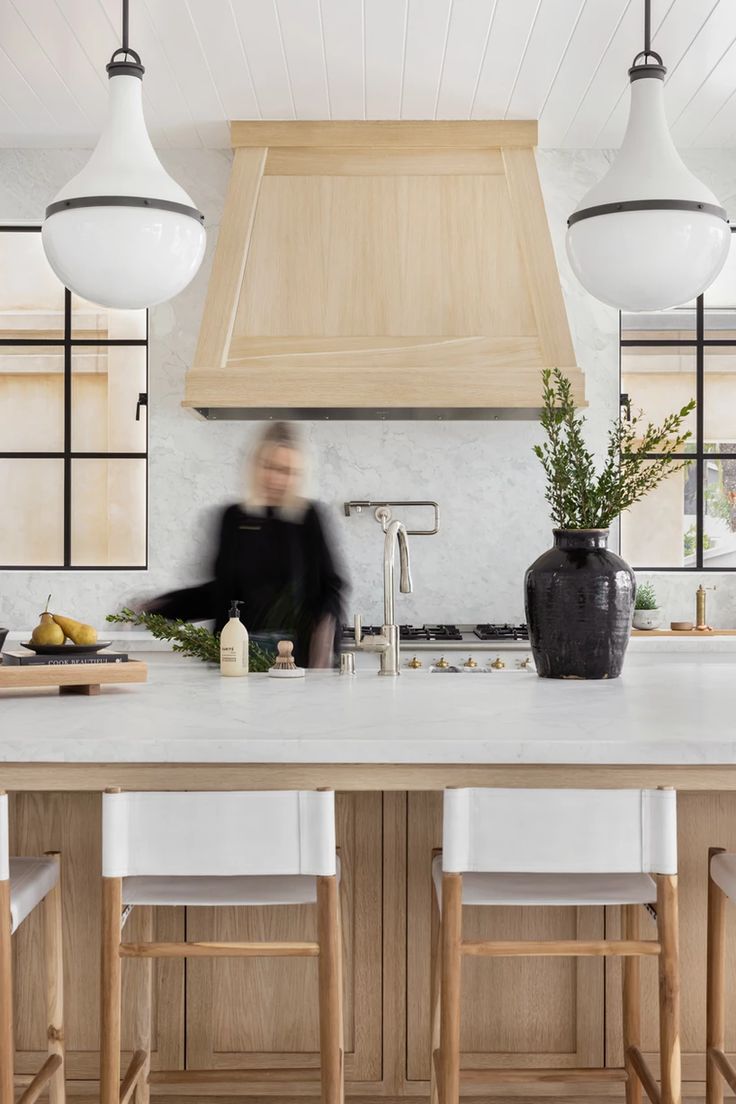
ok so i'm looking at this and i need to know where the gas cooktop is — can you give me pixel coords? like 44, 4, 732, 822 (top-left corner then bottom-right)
341, 623, 529, 643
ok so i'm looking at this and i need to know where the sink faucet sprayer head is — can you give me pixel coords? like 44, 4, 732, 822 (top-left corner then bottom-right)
398, 525, 412, 594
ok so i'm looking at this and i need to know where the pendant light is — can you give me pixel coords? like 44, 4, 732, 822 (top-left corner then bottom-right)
566, 0, 730, 312
42, 0, 206, 310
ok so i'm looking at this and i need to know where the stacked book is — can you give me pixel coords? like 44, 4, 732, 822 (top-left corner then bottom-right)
1, 651, 128, 666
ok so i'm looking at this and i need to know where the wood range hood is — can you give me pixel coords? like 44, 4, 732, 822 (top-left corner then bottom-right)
184, 120, 584, 420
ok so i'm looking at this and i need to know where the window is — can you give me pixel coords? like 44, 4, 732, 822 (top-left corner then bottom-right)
0, 226, 148, 569
620, 230, 736, 570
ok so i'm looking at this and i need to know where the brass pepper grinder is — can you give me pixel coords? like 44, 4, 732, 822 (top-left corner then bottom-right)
695, 584, 715, 631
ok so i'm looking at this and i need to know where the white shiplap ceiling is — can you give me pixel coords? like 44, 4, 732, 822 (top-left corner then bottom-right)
2, 0, 736, 149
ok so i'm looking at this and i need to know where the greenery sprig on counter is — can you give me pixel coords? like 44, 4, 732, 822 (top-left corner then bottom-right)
534, 368, 695, 530
106, 608, 274, 671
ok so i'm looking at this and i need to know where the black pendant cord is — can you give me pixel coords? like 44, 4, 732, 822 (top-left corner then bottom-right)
644, 0, 651, 57
122, 0, 129, 54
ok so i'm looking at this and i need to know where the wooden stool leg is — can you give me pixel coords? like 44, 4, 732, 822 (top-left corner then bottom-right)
657, 875, 682, 1104
707, 849, 727, 1104
132, 906, 153, 1104
317, 874, 343, 1104
440, 873, 462, 1104
430, 883, 442, 1104
622, 904, 642, 1104
100, 876, 123, 1104
0, 879, 14, 1104
334, 879, 345, 1104
43, 854, 65, 1104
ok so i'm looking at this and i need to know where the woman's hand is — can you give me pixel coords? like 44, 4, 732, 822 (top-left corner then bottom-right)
309, 615, 336, 668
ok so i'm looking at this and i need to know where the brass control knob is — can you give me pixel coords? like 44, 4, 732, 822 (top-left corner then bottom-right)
517, 656, 533, 670
407, 655, 423, 669
490, 656, 506, 670
463, 656, 477, 668
435, 656, 449, 669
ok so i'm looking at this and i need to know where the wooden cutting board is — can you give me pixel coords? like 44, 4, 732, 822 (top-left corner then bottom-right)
0, 659, 148, 695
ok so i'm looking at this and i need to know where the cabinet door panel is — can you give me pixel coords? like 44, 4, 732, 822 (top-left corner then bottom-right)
606, 792, 736, 1085
10, 792, 183, 1079
407, 792, 604, 1080
185, 792, 382, 1081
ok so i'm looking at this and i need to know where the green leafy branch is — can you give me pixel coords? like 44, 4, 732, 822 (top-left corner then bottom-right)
106, 608, 274, 671
534, 368, 695, 530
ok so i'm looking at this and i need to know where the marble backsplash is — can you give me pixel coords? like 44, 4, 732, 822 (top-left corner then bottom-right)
1, 146, 736, 633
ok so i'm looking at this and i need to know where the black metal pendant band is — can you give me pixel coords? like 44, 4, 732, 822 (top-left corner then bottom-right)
567, 198, 729, 228
45, 195, 205, 223
629, 61, 665, 81
107, 47, 144, 79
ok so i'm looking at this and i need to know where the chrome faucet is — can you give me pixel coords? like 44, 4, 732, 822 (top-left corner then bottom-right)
355, 516, 413, 676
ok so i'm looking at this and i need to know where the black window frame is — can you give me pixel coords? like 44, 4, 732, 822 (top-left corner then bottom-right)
619, 226, 736, 571
0, 224, 149, 570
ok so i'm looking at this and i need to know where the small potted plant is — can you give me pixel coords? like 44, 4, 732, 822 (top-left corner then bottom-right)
633, 582, 661, 631
525, 369, 694, 679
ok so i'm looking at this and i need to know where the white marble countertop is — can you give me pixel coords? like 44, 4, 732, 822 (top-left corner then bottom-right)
0, 651, 734, 765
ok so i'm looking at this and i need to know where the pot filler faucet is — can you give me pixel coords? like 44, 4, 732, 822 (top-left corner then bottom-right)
345, 501, 440, 676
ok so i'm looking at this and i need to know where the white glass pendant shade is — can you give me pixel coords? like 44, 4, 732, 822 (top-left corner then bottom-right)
567, 69, 730, 312
43, 71, 205, 309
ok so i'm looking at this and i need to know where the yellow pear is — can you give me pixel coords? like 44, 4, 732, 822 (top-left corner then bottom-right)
31, 612, 65, 646
52, 614, 98, 646
31, 596, 65, 646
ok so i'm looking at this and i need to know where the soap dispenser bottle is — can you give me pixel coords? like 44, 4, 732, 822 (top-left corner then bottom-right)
220, 600, 249, 676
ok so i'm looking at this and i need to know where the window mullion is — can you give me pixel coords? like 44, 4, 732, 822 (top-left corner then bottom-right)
696, 294, 705, 569
63, 287, 72, 568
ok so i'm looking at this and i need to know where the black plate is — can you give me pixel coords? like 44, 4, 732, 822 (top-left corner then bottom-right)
21, 641, 112, 656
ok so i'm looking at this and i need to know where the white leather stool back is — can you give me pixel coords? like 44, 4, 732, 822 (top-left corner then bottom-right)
442, 788, 677, 875
102, 790, 336, 878
0, 793, 8, 880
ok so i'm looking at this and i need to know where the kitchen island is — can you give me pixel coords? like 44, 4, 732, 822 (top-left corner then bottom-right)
2, 650, 736, 786
3, 651, 736, 1102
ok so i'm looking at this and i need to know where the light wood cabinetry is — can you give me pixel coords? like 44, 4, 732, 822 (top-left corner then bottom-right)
8, 788, 736, 1099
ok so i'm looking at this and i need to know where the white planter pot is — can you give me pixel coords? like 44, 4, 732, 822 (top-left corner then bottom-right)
633, 608, 661, 631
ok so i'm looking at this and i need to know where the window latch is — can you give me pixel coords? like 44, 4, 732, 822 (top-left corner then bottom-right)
135, 392, 148, 422
620, 392, 631, 422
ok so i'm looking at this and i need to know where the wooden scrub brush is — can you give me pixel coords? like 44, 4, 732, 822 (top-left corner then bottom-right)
268, 640, 305, 678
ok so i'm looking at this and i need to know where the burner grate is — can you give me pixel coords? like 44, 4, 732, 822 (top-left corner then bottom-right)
423, 624, 463, 641
474, 623, 529, 642
341, 623, 463, 642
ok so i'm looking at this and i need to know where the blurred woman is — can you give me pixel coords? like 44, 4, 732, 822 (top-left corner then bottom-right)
146, 422, 345, 667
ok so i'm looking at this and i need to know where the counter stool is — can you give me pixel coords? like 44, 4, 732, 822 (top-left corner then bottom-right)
706, 847, 736, 1104
0, 791, 65, 1104
99, 788, 342, 1104
431, 787, 680, 1104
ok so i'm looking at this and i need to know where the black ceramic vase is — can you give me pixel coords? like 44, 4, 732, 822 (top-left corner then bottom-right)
524, 529, 635, 679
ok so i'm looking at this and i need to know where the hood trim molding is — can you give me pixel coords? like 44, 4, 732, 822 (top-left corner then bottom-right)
189, 406, 545, 422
